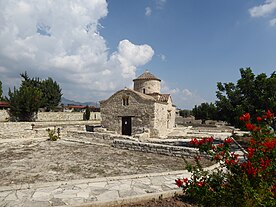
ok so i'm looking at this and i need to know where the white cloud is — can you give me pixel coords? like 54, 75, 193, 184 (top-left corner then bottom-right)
145, 7, 152, 16
156, 0, 167, 9
159, 54, 166, 61
249, 0, 276, 17
269, 18, 276, 25
0, 0, 154, 102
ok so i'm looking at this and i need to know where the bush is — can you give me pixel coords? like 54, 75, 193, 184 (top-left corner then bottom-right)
46, 128, 60, 141
84, 106, 90, 120
176, 110, 276, 207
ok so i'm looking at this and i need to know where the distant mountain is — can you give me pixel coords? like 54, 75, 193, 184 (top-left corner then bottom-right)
61, 97, 98, 107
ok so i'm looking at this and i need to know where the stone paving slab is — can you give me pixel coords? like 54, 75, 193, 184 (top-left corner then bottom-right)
0, 164, 219, 207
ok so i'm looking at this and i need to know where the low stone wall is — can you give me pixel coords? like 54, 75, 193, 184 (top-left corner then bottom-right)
0, 121, 100, 139
0, 110, 9, 122
113, 139, 201, 158
67, 130, 137, 144
0, 110, 101, 122
36, 112, 101, 122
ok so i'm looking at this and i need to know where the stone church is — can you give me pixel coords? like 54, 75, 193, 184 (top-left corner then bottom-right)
100, 71, 175, 138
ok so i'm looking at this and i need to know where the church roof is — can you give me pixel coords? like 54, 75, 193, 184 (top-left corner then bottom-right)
148, 93, 170, 103
133, 71, 161, 81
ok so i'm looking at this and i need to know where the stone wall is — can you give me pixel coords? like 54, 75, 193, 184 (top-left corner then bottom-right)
66, 130, 204, 158
113, 139, 200, 158
152, 103, 168, 137
0, 110, 9, 122
67, 130, 136, 144
101, 90, 155, 135
0, 120, 100, 139
133, 79, 161, 94
0, 110, 101, 122
36, 112, 101, 122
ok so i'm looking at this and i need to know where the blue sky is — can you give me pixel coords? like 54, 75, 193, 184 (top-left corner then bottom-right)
0, 0, 275, 109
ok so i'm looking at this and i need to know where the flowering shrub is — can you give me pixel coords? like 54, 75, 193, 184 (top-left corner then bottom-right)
176, 110, 276, 207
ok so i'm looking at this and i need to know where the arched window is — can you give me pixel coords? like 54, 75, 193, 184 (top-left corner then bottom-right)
143, 88, 146, 94
122, 96, 129, 106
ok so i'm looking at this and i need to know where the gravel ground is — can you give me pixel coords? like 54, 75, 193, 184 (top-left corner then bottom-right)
0, 139, 214, 186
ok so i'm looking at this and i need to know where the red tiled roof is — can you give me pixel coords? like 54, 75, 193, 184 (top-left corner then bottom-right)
0, 101, 10, 108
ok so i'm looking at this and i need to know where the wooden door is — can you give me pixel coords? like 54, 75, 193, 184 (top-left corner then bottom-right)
122, 116, 132, 136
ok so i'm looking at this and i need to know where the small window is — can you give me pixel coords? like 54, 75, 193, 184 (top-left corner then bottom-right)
143, 88, 146, 94
122, 96, 129, 106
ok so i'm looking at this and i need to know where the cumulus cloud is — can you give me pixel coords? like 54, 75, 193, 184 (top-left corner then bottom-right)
145, 7, 152, 16
156, 0, 167, 9
269, 18, 276, 25
161, 82, 205, 109
249, 0, 276, 17
0, 0, 154, 102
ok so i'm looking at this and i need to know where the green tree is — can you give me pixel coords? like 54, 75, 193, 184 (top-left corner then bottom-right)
84, 106, 91, 120
0, 80, 3, 101
179, 109, 191, 117
8, 72, 62, 121
192, 102, 217, 124
8, 85, 42, 121
216, 68, 276, 127
40, 78, 62, 111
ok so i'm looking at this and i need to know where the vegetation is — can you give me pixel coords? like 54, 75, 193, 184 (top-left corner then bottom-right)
216, 68, 275, 127
0, 80, 3, 101
8, 72, 62, 121
192, 103, 217, 124
176, 111, 276, 206
40, 78, 62, 111
46, 128, 60, 141
192, 68, 275, 127
179, 109, 192, 117
8, 83, 42, 121
84, 106, 91, 120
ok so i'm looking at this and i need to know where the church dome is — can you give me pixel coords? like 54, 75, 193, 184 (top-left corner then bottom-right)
133, 71, 161, 94
133, 70, 161, 81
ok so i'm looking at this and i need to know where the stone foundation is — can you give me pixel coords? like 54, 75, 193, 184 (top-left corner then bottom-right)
113, 139, 200, 158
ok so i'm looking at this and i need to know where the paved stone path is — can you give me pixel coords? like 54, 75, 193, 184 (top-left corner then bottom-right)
0, 171, 188, 207
0, 164, 218, 207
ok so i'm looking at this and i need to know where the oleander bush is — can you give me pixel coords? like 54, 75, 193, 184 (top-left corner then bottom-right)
176, 110, 276, 207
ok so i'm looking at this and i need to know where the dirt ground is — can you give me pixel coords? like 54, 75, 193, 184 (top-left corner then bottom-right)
0, 139, 214, 186
117, 195, 197, 207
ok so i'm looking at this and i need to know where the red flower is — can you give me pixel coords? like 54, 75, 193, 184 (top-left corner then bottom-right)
217, 143, 224, 148
240, 113, 250, 122
196, 181, 204, 187
256, 116, 262, 122
183, 178, 188, 184
247, 147, 255, 159
263, 110, 274, 119
190, 138, 199, 145
175, 179, 183, 188
246, 123, 256, 131
206, 137, 214, 143
224, 137, 233, 144
263, 139, 276, 150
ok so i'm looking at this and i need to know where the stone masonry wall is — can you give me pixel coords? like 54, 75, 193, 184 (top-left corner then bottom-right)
101, 90, 155, 135
0, 120, 100, 139
36, 112, 101, 122
133, 79, 161, 94
152, 103, 168, 137
113, 139, 200, 158
0, 111, 101, 122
